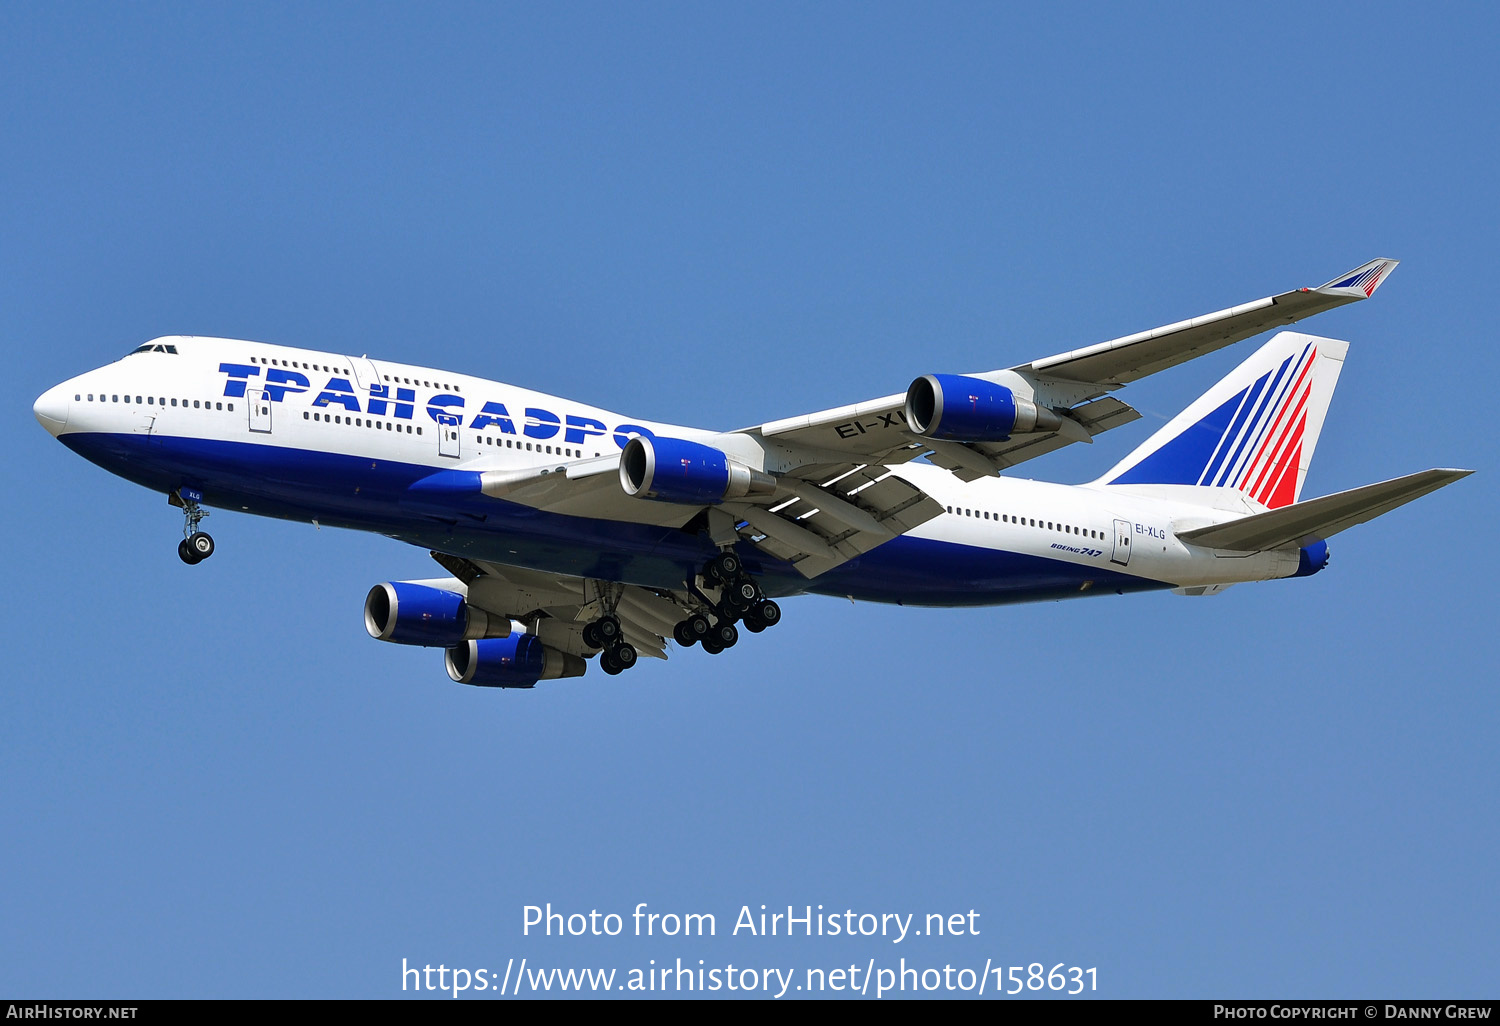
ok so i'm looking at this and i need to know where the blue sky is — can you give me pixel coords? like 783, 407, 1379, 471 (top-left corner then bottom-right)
2, 2, 1495, 999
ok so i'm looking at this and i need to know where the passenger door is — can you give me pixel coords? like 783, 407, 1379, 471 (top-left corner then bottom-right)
437, 414, 461, 458
1111, 518, 1132, 566
249, 389, 272, 434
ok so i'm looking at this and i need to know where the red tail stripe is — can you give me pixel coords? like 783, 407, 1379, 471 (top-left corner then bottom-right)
1248, 408, 1308, 507
1262, 433, 1304, 509
1238, 347, 1316, 494
1246, 378, 1312, 502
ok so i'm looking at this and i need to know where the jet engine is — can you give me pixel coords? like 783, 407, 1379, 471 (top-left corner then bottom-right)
904, 374, 1062, 442
364, 582, 512, 647
1292, 540, 1330, 577
445, 635, 588, 688
619, 436, 775, 504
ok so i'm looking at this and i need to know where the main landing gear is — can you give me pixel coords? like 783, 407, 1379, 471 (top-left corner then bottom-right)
582, 608, 638, 677
673, 551, 781, 656
172, 491, 215, 565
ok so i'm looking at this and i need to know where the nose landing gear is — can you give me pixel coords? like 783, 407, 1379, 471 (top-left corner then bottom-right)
170, 489, 215, 565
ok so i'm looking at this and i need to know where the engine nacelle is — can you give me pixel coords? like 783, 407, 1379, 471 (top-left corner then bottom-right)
1292, 540, 1330, 578
445, 635, 588, 688
620, 436, 776, 504
364, 582, 511, 647
904, 374, 1062, 442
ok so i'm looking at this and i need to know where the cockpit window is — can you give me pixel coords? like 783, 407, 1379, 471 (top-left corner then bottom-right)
126, 343, 179, 356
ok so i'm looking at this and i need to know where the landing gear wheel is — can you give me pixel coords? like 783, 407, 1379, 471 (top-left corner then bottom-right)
701, 637, 724, 655
600, 651, 623, 675
596, 615, 621, 643
730, 580, 759, 605
673, 621, 697, 647
176, 491, 212, 564
687, 613, 712, 639
707, 551, 741, 583
187, 532, 214, 561
713, 622, 739, 649
611, 643, 637, 670
753, 599, 781, 627
742, 615, 765, 633
582, 622, 603, 649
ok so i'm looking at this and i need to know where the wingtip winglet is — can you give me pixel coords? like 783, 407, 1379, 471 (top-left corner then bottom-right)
1318, 257, 1399, 297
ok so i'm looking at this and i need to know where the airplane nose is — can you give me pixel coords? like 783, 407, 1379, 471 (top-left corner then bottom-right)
33, 384, 71, 435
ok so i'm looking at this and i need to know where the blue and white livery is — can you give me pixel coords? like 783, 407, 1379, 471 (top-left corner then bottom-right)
33, 259, 1470, 686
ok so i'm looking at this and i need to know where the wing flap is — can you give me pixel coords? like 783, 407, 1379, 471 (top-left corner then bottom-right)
1177, 468, 1471, 551
730, 465, 944, 577
449, 555, 686, 660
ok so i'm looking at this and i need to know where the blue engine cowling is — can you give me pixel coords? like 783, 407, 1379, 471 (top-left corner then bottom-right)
445, 635, 588, 688
619, 436, 775, 504
1293, 540, 1330, 577
904, 374, 1062, 442
364, 582, 510, 647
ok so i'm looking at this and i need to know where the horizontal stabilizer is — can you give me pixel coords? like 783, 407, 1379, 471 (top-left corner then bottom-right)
1178, 469, 1472, 551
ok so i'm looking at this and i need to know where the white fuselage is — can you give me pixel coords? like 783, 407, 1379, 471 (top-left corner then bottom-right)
36, 336, 1307, 603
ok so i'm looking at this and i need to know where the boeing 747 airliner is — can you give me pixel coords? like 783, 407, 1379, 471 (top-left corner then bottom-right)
33, 259, 1470, 686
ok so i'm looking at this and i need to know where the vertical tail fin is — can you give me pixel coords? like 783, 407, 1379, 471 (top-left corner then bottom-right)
1094, 331, 1346, 509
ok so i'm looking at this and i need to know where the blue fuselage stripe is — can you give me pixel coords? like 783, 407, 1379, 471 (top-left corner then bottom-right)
61, 431, 1169, 605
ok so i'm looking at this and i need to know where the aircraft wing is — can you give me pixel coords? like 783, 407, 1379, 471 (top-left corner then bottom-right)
748, 259, 1398, 480
417, 260, 1397, 582
430, 550, 689, 660
414, 447, 950, 580
1022, 258, 1399, 386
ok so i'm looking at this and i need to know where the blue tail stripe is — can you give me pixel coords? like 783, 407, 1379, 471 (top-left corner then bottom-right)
1207, 352, 1297, 488
1199, 360, 1281, 486
1108, 388, 1247, 486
